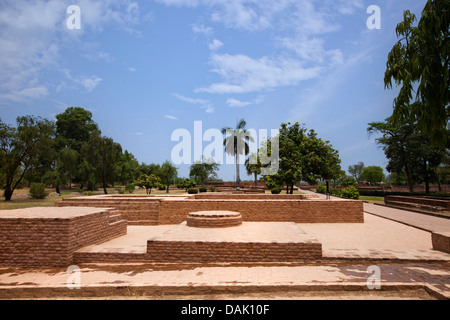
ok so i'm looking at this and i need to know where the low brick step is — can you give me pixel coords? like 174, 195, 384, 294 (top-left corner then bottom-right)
127, 220, 159, 226
73, 252, 147, 264
109, 220, 127, 227
108, 214, 124, 223
387, 201, 446, 212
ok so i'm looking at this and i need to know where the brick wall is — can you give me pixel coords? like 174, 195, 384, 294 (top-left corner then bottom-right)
159, 199, 364, 225
193, 194, 315, 200
0, 208, 127, 267
432, 232, 450, 254
57, 197, 160, 225
146, 241, 322, 263
57, 195, 364, 225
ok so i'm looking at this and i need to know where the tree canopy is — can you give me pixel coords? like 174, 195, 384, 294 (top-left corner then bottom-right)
384, 1, 449, 148
274, 122, 342, 194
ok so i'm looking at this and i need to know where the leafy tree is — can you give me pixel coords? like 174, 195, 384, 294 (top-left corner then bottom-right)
139, 163, 161, 177
158, 161, 178, 193
277, 123, 341, 194
368, 117, 445, 193
384, 2, 450, 148
222, 119, 254, 191
81, 134, 122, 194
55, 107, 100, 152
59, 148, 79, 189
176, 178, 197, 192
189, 159, 220, 187
245, 153, 263, 188
135, 174, 162, 195
0, 116, 55, 201
359, 166, 386, 185
348, 162, 365, 182
116, 150, 140, 185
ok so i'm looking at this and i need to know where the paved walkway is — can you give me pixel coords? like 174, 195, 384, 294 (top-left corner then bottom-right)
363, 203, 450, 233
300, 189, 450, 233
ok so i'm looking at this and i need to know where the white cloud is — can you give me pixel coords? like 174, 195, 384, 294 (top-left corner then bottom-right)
209, 39, 224, 51
192, 24, 214, 37
165, 115, 179, 120
226, 96, 264, 108
81, 77, 103, 92
127, 67, 138, 72
172, 93, 215, 113
0, 87, 49, 103
196, 53, 321, 94
0, 0, 141, 104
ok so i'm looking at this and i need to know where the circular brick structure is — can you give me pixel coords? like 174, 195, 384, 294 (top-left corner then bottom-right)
187, 211, 243, 228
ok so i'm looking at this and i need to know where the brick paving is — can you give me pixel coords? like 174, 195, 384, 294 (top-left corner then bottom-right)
0, 191, 449, 299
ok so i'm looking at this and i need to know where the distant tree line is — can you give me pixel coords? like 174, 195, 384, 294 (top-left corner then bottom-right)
0, 107, 178, 201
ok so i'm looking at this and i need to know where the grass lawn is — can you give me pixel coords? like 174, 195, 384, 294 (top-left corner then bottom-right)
359, 196, 385, 202
0, 187, 188, 211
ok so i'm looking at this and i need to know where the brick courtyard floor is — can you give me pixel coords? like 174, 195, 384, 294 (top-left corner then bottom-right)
1, 190, 450, 300
1, 208, 449, 300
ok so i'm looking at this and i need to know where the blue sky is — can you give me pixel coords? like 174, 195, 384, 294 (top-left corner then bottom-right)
0, 0, 428, 181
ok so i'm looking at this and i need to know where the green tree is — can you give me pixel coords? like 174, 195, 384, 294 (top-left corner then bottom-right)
359, 166, 386, 185
135, 174, 162, 195
81, 134, 122, 194
348, 162, 365, 182
368, 118, 445, 193
0, 116, 55, 201
158, 161, 178, 193
277, 123, 341, 194
222, 119, 255, 191
176, 178, 197, 192
59, 148, 79, 189
245, 153, 263, 188
189, 159, 220, 187
116, 150, 140, 185
55, 107, 100, 152
385, 2, 450, 148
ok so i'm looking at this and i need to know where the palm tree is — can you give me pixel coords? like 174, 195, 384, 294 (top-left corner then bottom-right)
222, 119, 254, 191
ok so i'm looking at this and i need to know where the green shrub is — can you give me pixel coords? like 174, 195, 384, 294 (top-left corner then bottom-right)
188, 188, 199, 194
125, 184, 135, 194
30, 183, 48, 199
316, 184, 327, 194
209, 186, 216, 193
340, 186, 360, 199
271, 186, 282, 194
116, 187, 125, 194
158, 185, 166, 191
199, 187, 207, 193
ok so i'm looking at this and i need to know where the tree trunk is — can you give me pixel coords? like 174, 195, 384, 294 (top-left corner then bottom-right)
436, 168, 442, 192
166, 184, 170, 194
405, 164, 414, 193
55, 184, 60, 195
290, 184, 294, 194
254, 172, 258, 189
4, 185, 13, 201
103, 178, 108, 195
